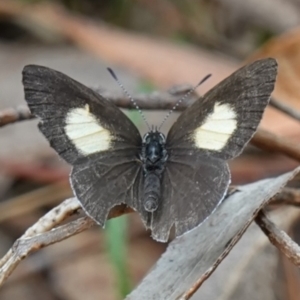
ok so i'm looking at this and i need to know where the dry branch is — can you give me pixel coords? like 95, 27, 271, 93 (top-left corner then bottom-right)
0, 181, 71, 223
0, 89, 197, 128
0, 197, 80, 284
251, 129, 300, 162
0, 197, 133, 286
270, 187, 300, 207
270, 98, 300, 123
2, 91, 300, 166
0, 105, 33, 127
256, 210, 300, 266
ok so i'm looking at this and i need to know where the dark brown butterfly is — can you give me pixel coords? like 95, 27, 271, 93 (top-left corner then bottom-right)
22, 58, 277, 242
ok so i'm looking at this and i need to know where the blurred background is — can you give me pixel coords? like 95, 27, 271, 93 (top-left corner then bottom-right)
1, 0, 300, 299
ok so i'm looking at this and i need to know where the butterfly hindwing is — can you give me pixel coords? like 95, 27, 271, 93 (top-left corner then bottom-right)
71, 155, 143, 224
166, 58, 278, 160
149, 154, 230, 241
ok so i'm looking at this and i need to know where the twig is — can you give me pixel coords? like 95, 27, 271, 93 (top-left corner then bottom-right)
270, 187, 300, 207
0, 89, 197, 128
0, 105, 34, 127
255, 210, 300, 266
3, 98, 300, 168
99, 89, 198, 110
0, 217, 93, 286
0, 181, 71, 223
251, 129, 300, 162
0, 197, 80, 270
0, 198, 132, 287
0, 160, 68, 183
0, 198, 80, 285
270, 98, 300, 123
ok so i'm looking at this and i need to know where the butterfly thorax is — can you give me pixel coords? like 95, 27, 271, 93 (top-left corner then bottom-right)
140, 131, 168, 212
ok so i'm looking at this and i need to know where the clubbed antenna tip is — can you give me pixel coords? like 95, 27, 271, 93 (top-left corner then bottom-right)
158, 73, 212, 130
198, 74, 211, 86
107, 68, 118, 81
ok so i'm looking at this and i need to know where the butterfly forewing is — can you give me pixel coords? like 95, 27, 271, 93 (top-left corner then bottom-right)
23, 65, 142, 164
167, 58, 277, 160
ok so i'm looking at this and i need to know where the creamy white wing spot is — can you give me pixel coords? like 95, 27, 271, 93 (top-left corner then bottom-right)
65, 106, 111, 155
193, 102, 237, 151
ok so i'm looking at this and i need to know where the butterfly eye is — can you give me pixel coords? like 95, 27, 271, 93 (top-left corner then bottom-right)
159, 133, 166, 144
142, 132, 150, 144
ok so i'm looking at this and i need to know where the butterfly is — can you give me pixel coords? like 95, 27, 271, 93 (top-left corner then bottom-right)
22, 58, 277, 242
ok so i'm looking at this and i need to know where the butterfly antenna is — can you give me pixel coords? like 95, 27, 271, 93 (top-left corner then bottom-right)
107, 68, 151, 131
158, 74, 212, 130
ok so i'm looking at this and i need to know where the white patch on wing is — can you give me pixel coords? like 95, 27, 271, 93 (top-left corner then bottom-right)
65, 105, 111, 155
193, 102, 237, 151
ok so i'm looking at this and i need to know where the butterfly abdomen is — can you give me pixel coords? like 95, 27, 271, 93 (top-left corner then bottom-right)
143, 172, 161, 212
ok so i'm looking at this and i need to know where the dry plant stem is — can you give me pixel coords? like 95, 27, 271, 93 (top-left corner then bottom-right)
0, 217, 94, 286
0, 197, 80, 270
270, 187, 300, 206
3, 96, 300, 165
0, 181, 71, 223
0, 105, 34, 127
98, 87, 198, 110
270, 98, 300, 122
0, 198, 132, 287
23, 197, 81, 238
256, 210, 300, 266
0, 89, 197, 128
251, 129, 300, 162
